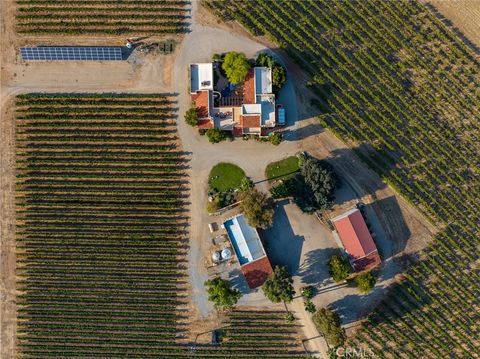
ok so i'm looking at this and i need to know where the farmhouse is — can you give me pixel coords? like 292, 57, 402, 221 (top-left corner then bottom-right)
223, 214, 273, 288
331, 208, 381, 271
190, 62, 283, 136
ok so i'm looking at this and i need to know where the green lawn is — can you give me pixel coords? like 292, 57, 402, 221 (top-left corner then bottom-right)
208, 162, 246, 192
265, 156, 300, 181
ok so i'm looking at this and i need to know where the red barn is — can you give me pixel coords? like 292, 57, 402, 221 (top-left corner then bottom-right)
331, 208, 381, 271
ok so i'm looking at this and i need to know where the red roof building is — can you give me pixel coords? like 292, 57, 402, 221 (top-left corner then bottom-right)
241, 257, 273, 289
189, 62, 280, 137
191, 90, 211, 120
223, 214, 273, 289
331, 208, 381, 271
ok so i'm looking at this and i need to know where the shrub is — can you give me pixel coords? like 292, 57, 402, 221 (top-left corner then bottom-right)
301, 286, 315, 300
206, 128, 228, 143
328, 255, 351, 282
304, 300, 316, 314
204, 277, 241, 310
206, 194, 223, 214
239, 189, 275, 229
284, 312, 295, 323
312, 308, 345, 347
212, 53, 222, 61
185, 107, 198, 127
355, 271, 377, 293
269, 181, 291, 199
269, 132, 282, 146
239, 176, 254, 192
222, 51, 251, 85
262, 266, 295, 303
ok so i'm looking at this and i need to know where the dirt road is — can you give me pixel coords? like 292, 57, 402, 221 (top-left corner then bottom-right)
428, 0, 480, 49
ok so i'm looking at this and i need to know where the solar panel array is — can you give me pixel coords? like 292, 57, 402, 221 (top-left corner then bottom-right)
20, 47, 123, 61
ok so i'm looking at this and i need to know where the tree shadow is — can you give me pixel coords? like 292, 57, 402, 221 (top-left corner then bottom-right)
297, 247, 340, 287
227, 268, 251, 295
424, 3, 480, 56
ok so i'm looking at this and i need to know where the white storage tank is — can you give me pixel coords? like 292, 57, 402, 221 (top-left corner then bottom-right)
221, 248, 232, 260
212, 251, 221, 262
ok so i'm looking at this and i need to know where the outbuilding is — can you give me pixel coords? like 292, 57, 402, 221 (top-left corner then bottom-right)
331, 208, 381, 271
223, 214, 273, 288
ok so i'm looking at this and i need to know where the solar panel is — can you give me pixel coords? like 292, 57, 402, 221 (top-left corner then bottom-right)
20, 47, 123, 61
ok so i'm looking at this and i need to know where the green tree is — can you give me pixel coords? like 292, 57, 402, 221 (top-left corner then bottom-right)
222, 51, 251, 84
271, 65, 287, 91
312, 307, 345, 347
301, 285, 315, 300
269, 132, 282, 146
239, 189, 275, 229
328, 255, 351, 282
256, 52, 276, 68
204, 277, 241, 310
292, 156, 336, 212
262, 265, 295, 303
256, 52, 287, 90
355, 271, 377, 293
184, 107, 198, 127
284, 312, 295, 323
238, 176, 254, 192
206, 128, 228, 143
269, 181, 291, 199
304, 300, 316, 314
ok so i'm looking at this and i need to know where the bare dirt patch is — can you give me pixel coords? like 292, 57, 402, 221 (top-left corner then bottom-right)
428, 0, 480, 49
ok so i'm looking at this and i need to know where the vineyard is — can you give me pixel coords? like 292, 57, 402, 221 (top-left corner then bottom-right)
204, 0, 480, 357
15, 93, 189, 357
16, 0, 190, 35
14, 94, 305, 357
193, 310, 305, 357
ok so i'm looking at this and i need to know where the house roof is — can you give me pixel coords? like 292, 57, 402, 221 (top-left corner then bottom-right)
332, 208, 379, 262
243, 68, 255, 104
190, 63, 213, 93
191, 90, 210, 119
197, 119, 213, 129
352, 251, 381, 272
255, 67, 272, 94
240, 115, 261, 129
241, 256, 273, 289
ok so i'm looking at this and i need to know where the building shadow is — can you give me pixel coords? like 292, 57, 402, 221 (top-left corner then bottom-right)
263, 200, 305, 275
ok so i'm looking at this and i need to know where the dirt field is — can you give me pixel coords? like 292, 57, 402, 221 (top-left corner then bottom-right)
428, 0, 480, 49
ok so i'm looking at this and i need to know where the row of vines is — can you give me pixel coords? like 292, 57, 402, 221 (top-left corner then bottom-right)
192, 311, 305, 357
204, 0, 480, 357
16, 0, 190, 35
15, 93, 189, 357
15, 94, 305, 357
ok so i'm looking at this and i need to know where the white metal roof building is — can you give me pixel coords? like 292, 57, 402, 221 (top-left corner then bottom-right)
254, 67, 272, 95
190, 63, 213, 94
223, 214, 266, 265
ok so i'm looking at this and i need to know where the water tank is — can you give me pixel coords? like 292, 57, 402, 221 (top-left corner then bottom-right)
212, 251, 221, 262
221, 248, 232, 260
